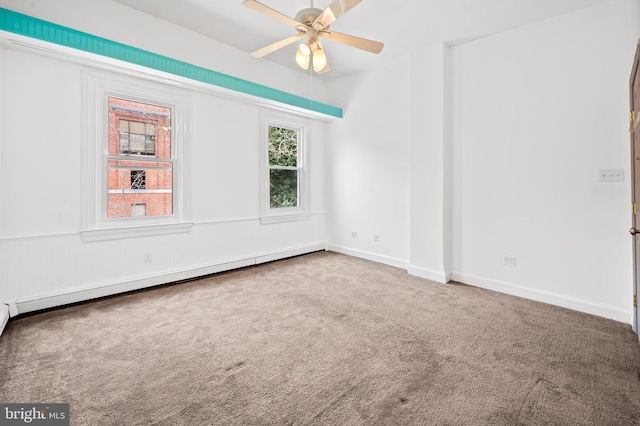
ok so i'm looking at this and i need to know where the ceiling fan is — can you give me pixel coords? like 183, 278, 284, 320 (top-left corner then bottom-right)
242, 0, 384, 74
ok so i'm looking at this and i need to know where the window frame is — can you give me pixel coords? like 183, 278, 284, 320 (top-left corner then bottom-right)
82, 71, 191, 241
260, 111, 310, 224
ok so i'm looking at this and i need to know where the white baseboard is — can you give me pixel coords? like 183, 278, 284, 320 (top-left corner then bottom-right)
10, 242, 326, 318
4, 242, 631, 340
326, 244, 408, 269
0, 304, 9, 337
407, 265, 450, 284
256, 243, 326, 265
450, 272, 632, 324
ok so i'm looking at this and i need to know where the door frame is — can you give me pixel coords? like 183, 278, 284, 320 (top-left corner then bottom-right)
630, 39, 640, 337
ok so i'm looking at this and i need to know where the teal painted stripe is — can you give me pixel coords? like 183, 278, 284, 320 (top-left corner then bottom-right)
0, 7, 342, 118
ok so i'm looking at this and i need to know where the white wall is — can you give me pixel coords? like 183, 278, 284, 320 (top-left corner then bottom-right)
450, 0, 638, 321
325, 0, 638, 323
0, 0, 329, 313
325, 58, 411, 267
0, 0, 328, 103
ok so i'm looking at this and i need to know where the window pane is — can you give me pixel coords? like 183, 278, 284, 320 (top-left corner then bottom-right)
108, 97, 171, 158
130, 204, 146, 217
130, 170, 146, 189
268, 126, 298, 167
129, 121, 146, 134
107, 159, 173, 218
270, 169, 298, 208
129, 133, 147, 154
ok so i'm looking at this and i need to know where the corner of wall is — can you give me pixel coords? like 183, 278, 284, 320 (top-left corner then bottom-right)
408, 42, 450, 278
0, 304, 10, 338
407, 264, 449, 284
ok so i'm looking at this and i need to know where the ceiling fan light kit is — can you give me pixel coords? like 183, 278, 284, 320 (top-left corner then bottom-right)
242, 0, 384, 74
299, 42, 311, 56
295, 45, 310, 69
312, 46, 327, 72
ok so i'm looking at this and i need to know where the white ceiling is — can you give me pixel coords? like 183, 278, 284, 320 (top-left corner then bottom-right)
114, 0, 610, 80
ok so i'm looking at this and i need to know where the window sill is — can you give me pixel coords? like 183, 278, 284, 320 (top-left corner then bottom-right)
82, 222, 193, 242
260, 212, 312, 225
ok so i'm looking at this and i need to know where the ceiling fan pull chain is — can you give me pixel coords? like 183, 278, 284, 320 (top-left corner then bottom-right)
309, 61, 314, 106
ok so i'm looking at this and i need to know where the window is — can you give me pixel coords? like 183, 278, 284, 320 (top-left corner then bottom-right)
269, 126, 300, 209
260, 112, 309, 224
119, 120, 156, 156
130, 204, 146, 217
82, 71, 191, 241
107, 97, 173, 219
130, 170, 146, 190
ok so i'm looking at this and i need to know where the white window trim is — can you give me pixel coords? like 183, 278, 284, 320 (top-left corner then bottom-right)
82, 70, 192, 241
260, 110, 311, 225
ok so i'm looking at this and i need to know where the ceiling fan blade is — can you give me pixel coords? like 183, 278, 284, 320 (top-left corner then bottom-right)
242, 0, 303, 29
312, 0, 363, 31
319, 30, 384, 54
251, 33, 306, 58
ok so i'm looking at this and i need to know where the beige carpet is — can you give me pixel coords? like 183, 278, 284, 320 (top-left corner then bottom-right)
1, 251, 639, 425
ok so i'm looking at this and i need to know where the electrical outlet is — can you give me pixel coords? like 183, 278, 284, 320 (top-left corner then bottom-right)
374, 234, 379, 242
599, 169, 624, 182
144, 253, 152, 264
503, 256, 516, 267
351, 231, 357, 239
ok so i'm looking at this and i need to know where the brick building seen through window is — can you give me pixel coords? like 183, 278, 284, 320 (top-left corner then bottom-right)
107, 97, 173, 218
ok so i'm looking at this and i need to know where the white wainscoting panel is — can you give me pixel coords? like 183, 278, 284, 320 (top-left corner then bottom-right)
9, 243, 326, 319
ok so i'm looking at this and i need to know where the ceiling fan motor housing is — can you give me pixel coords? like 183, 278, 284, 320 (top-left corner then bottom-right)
242, 0, 384, 73
295, 8, 327, 29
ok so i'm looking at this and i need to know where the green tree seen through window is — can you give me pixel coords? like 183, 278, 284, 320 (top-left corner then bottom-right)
268, 126, 299, 208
